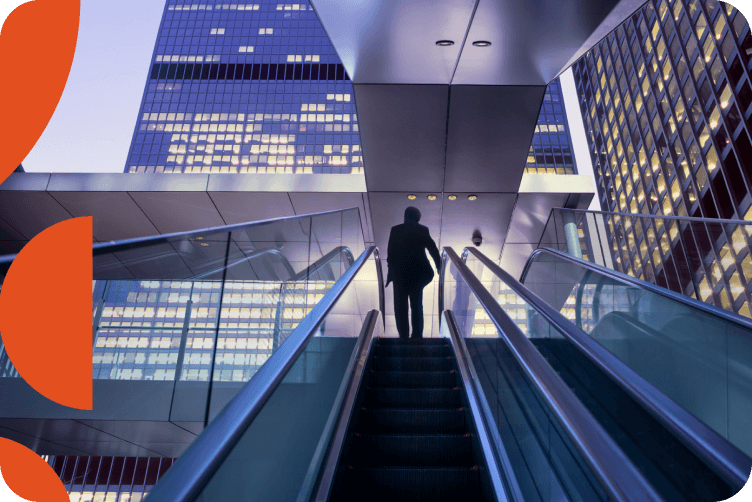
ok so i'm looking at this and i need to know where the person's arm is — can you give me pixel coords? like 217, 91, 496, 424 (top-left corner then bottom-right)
425, 228, 442, 273
386, 227, 395, 286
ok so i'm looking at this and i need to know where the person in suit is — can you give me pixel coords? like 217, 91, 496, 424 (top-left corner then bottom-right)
386, 206, 442, 339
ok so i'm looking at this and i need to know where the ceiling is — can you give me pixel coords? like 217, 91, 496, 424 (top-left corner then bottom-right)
310, 0, 644, 230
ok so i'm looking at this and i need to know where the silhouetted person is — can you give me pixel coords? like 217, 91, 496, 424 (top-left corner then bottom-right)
386, 207, 441, 339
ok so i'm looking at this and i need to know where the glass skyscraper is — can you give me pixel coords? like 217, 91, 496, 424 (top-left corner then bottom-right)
572, 0, 752, 316
125, 0, 361, 175
525, 77, 579, 175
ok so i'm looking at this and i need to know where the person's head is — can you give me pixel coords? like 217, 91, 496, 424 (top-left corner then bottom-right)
404, 206, 421, 223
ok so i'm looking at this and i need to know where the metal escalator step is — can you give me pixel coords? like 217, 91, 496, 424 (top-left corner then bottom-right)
363, 387, 461, 408
373, 356, 452, 371
370, 370, 456, 388
330, 466, 482, 502
375, 344, 451, 357
344, 433, 475, 467
357, 408, 466, 434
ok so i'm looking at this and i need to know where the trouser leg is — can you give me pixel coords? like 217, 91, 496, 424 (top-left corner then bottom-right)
393, 282, 409, 339
409, 286, 424, 338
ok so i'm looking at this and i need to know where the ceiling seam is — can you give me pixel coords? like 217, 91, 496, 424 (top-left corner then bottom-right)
449, 0, 482, 85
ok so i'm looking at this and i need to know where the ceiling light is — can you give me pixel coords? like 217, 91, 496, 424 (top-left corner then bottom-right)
407, 194, 417, 200
427, 194, 437, 200
468, 195, 478, 201
472, 41, 491, 47
447, 195, 457, 201
436, 40, 454, 46
201, 243, 210, 247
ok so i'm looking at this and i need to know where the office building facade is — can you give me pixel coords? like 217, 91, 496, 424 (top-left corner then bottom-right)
125, 0, 361, 175
572, 0, 752, 315
525, 77, 579, 175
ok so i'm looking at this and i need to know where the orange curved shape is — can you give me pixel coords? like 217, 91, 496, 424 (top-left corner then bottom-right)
0, 0, 80, 186
0, 217, 92, 410
0, 438, 69, 501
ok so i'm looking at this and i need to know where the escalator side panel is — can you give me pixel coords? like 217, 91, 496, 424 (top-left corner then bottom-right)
193, 337, 357, 502
466, 338, 607, 502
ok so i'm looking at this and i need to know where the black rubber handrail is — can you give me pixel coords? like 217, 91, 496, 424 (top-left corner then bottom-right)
440, 246, 662, 502
468, 246, 752, 490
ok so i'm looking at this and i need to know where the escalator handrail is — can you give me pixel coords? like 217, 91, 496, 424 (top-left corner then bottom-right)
442, 310, 517, 502
521, 247, 752, 331
441, 247, 662, 502
309, 309, 380, 502
145, 245, 381, 502
468, 246, 752, 490
291, 245, 356, 281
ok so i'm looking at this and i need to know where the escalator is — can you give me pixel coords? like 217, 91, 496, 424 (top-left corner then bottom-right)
53, 207, 752, 501
454, 246, 752, 501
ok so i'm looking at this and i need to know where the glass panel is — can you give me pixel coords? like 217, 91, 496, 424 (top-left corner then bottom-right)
443, 258, 607, 502
191, 249, 382, 501
525, 224, 752, 458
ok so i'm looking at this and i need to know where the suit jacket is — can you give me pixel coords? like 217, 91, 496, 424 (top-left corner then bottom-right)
386, 222, 442, 289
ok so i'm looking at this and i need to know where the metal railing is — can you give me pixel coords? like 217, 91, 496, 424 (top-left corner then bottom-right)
144, 245, 383, 502
474, 246, 752, 490
440, 246, 662, 502
521, 247, 752, 332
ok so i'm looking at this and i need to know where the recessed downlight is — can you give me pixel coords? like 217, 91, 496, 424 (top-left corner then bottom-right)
427, 194, 437, 201
472, 41, 491, 47
407, 194, 417, 200
201, 243, 210, 247
447, 195, 457, 201
436, 40, 455, 46
468, 195, 478, 201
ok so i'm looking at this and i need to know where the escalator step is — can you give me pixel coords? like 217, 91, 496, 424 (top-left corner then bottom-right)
330, 466, 482, 502
364, 387, 461, 408
345, 434, 475, 467
377, 338, 449, 345
376, 344, 451, 357
358, 408, 466, 434
373, 356, 452, 372
371, 370, 456, 388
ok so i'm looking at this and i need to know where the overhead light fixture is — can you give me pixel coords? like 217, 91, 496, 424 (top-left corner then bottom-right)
447, 195, 457, 201
472, 41, 491, 47
468, 195, 478, 201
436, 40, 454, 46
201, 243, 210, 247
427, 194, 437, 200
407, 194, 417, 200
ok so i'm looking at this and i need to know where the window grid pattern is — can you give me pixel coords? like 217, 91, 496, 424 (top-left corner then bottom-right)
47, 455, 174, 502
525, 77, 579, 175
125, 0, 362, 174
572, 0, 752, 316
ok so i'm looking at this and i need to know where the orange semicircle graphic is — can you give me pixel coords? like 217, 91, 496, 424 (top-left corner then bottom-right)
0, 0, 80, 186
0, 438, 69, 502
0, 217, 92, 410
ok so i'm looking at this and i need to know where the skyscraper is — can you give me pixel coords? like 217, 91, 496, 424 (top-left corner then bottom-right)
525, 77, 579, 175
572, 0, 752, 316
125, 0, 361, 175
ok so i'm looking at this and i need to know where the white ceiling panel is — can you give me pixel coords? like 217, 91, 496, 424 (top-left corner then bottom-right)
129, 192, 226, 233
310, 0, 476, 84
439, 193, 516, 259
50, 192, 159, 242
